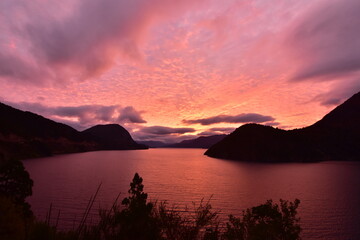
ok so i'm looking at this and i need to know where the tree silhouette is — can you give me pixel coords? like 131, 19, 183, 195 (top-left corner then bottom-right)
98, 173, 160, 239
0, 160, 33, 217
121, 173, 152, 213
223, 199, 301, 240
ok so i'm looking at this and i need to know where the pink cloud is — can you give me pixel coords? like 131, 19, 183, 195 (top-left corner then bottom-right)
287, 0, 360, 82
118, 106, 147, 124
183, 113, 275, 125
3, 101, 146, 130
284, 0, 360, 107
139, 126, 195, 135
1, 0, 357, 133
131, 127, 196, 144
0, 0, 205, 85
312, 78, 360, 106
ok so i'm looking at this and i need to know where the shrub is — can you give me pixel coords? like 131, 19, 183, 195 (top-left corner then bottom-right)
0, 196, 26, 240
223, 199, 301, 240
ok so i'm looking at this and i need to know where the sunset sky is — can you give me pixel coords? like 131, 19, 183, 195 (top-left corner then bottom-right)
1, 0, 359, 143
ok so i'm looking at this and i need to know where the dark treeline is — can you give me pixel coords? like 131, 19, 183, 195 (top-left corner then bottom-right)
0, 160, 301, 240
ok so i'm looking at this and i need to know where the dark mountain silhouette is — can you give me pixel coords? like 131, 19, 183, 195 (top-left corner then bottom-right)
165, 135, 226, 149
205, 92, 360, 162
0, 102, 147, 161
82, 124, 147, 150
302, 91, 360, 161
137, 141, 167, 148
0, 103, 81, 140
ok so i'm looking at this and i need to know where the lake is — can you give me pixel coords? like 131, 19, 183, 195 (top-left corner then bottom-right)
23, 148, 360, 239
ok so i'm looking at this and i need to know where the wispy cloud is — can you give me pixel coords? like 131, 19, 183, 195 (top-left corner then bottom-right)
312, 79, 360, 106
197, 131, 221, 136
285, 0, 360, 107
209, 127, 236, 133
288, 0, 360, 82
196, 127, 236, 136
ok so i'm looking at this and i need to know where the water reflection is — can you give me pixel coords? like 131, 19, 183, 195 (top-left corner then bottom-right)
23, 149, 360, 239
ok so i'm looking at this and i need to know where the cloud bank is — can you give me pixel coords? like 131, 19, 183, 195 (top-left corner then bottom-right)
139, 126, 195, 135
131, 126, 196, 144
209, 127, 236, 134
183, 113, 275, 125
4, 101, 146, 130
0, 0, 204, 85
118, 106, 147, 123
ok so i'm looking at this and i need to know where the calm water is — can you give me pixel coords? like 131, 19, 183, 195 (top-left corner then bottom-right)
23, 148, 360, 239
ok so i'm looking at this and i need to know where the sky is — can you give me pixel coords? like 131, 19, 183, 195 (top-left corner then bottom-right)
1, 0, 359, 143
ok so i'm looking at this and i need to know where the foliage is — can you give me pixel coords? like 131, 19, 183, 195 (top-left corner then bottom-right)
89, 173, 301, 240
28, 221, 79, 240
0, 196, 26, 240
155, 198, 219, 240
0, 160, 35, 239
223, 199, 301, 240
0, 160, 33, 217
0, 171, 302, 240
97, 172, 161, 239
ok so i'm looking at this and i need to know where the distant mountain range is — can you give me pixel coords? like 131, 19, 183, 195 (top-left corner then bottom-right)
2, 91, 359, 162
164, 135, 226, 149
0, 103, 146, 161
137, 135, 226, 149
137, 141, 168, 148
205, 92, 360, 162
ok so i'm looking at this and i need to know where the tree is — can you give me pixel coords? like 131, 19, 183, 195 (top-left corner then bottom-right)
121, 173, 153, 214
0, 160, 33, 217
98, 173, 161, 240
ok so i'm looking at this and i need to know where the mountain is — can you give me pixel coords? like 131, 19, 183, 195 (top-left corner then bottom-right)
165, 135, 226, 148
204, 124, 322, 162
82, 124, 147, 150
205, 92, 360, 162
0, 102, 146, 162
137, 141, 167, 148
303, 91, 360, 161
